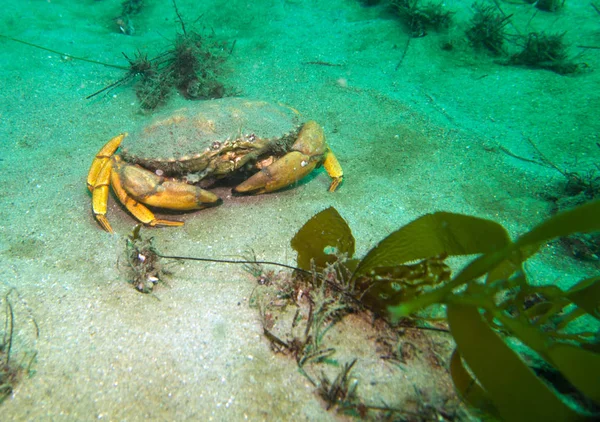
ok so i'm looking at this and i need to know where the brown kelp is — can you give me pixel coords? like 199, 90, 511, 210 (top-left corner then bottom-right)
290, 203, 600, 420
133, 202, 599, 418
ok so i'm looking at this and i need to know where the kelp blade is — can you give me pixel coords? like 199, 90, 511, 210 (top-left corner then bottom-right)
452, 200, 600, 288
515, 200, 600, 249
546, 343, 600, 405
566, 276, 600, 322
449, 348, 499, 418
355, 256, 451, 316
290, 207, 355, 271
352, 212, 510, 280
447, 304, 584, 421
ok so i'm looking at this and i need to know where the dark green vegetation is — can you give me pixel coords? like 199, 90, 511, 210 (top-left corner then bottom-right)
117, 31, 227, 110
464, 3, 580, 73
2, 0, 230, 110
508, 31, 579, 74
524, 0, 565, 12
503, 138, 600, 262
115, 0, 145, 35
466, 2, 512, 55
390, 0, 454, 37
89, 3, 229, 110
0, 290, 38, 403
380, 0, 583, 74
280, 202, 600, 419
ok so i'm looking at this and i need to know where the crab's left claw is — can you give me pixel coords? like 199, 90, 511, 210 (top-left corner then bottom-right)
233, 121, 343, 194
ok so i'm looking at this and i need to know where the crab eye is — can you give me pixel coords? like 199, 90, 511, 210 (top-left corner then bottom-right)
212, 141, 222, 150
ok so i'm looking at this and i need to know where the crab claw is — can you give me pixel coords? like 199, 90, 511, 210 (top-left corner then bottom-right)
233, 121, 343, 194
113, 157, 221, 210
233, 151, 318, 194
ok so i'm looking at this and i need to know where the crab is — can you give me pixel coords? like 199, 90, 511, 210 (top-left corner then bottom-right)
87, 98, 343, 233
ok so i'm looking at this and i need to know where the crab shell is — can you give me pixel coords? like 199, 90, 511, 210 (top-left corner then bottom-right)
120, 98, 305, 183
87, 98, 343, 232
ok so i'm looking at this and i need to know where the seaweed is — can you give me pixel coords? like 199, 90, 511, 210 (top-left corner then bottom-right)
142, 203, 599, 418
500, 139, 600, 262
90, 4, 229, 110
168, 31, 227, 101
115, 0, 145, 35
357, 0, 384, 5
508, 32, 580, 74
122, 225, 169, 293
466, 2, 512, 55
0, 289, 38, 404
316, 359, 358, 410
391, 0, 454, 37
290, 206, 355, 271
290, 203, 600, 419
3, 0, 230, 111
525, 0, 565, 12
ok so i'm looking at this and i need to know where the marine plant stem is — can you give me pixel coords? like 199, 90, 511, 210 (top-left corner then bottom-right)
0, 34, 129, 70
157, 253, 309, 274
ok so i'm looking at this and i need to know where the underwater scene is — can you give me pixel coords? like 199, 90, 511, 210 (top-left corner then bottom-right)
1, 0, 599, 420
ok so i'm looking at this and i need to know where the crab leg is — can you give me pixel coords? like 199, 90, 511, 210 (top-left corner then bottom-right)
233, 121, 343, 194
88, 135, 127, 233
91, 158, 115, 233
87, 134, 125, 192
